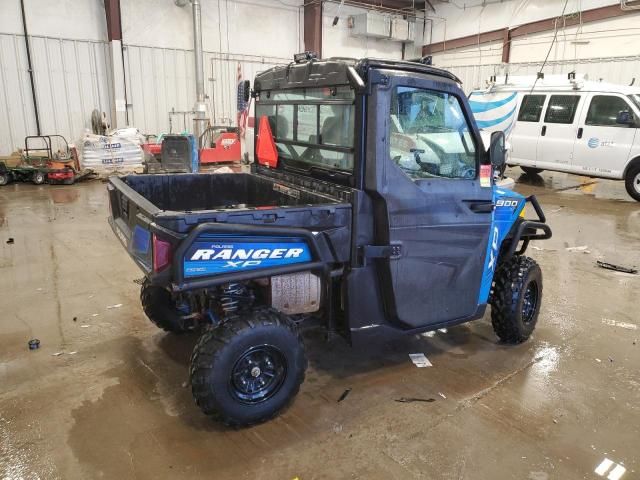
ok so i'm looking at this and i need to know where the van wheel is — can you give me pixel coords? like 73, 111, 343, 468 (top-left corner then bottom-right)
140, 279, 193, 333
0, 173, 9, 186
625, 164, 640, 202
190, 308, 307, 427
32, 171, 46, 185
490, 255, 542, 344
521, 166, 543, 175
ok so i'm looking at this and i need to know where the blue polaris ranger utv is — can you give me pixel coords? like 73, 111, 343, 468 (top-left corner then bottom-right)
107, 55, 552, 426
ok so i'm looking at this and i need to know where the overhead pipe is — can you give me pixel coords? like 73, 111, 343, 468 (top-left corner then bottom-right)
192, 0, 207, 145
20, 0, 41, 135
176, 0, 207, 143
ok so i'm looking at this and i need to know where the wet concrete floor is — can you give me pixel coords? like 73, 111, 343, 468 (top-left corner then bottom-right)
0, 169, 638, 479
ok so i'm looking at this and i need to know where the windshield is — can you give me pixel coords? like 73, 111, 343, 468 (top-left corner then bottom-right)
629, 94, 640, 111
255, 86, 355, 172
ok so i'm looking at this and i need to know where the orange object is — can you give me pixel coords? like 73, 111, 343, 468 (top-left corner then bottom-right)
256, 116, 278, 168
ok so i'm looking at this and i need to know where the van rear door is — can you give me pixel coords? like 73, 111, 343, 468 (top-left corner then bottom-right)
572, 93, 638, 179
536, 94, 584, 171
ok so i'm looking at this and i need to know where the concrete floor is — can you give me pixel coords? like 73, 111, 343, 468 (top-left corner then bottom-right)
1, 168, 638, 480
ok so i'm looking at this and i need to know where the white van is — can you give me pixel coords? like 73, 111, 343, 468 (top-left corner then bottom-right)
469, 74, 640, 201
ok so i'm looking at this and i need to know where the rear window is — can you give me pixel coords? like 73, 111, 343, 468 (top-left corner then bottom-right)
255, 86, 355, 172
544, 95, 581, 124
517, 95, 546, 122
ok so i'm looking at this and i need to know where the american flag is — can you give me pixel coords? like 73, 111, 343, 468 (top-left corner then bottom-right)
236, 63, 249, 139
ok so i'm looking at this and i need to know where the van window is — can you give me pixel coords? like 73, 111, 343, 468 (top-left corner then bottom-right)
544, 95, 581, 124
586, 95, 631, 127
518, 95, 546, 122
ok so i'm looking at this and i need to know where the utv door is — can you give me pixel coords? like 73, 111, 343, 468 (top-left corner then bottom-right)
365, 73, 493, 329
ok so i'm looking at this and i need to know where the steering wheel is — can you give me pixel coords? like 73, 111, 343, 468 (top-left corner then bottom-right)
414, 137, 449, 176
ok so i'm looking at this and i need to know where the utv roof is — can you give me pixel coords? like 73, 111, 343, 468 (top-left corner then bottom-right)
254, 57, 462, 92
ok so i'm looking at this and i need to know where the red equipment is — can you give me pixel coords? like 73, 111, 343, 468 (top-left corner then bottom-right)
47, 167, 75, 185
199, 127, 242, 164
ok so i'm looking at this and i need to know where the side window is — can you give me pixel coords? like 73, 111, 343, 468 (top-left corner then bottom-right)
586, 95, 632, 127
389, 86, 476, 181
544, 95, 581, 124
517, 95, 546, 122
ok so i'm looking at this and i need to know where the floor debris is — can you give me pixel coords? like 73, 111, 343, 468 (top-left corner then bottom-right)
421, 331, 436, 338
438, 392, 447, 399
594, 458, 626, 479
133, 277, 145, 285
6, 238, 14, 244
337, 388, 352, 403
602, 319, 638, 330
566, 245, 589, 252
28, 339, 40, 350
395, 397, 435, 403
409, 353, 432, 367
596, 261, 638, 275
106, 303, 123, 309
51, 352, 64, 357
80, 325, 91, 328
595, 358, 602, 363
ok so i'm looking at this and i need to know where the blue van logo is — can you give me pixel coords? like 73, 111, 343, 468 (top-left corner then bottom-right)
588, 138, 599, 149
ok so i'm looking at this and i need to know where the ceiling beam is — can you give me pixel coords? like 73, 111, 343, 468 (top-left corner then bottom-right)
304, 1, 322, 57
104, 0, 122, 41
422, 4, 640, 61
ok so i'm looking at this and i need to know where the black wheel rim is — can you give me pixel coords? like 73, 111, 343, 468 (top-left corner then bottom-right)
230, 345, 286, 404
522, 281, 539, 324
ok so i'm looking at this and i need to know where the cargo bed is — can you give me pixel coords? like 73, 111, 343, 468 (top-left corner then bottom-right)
107, 172, 353, 284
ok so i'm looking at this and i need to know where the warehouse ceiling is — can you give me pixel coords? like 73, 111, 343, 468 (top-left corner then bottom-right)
344, 0, 431, 13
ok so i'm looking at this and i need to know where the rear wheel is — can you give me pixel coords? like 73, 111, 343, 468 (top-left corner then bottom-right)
32, 171, 45, 185
490, 255, 542, 344
521, 166, 543, 175
190, 308, 307, 427
0, 173, 9, 186
140, 279, 192, 333
624, 164, 640, 202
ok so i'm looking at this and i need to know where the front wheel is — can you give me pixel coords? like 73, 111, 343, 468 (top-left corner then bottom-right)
32, 171, 46, 185
0, 173, 9, 186
490, 255, 542, 344
625, 164, 640, 202
521, 166, 543, 175
190, 308, 307, 427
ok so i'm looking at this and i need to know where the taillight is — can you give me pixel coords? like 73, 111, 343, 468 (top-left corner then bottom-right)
152, 234, 172, 272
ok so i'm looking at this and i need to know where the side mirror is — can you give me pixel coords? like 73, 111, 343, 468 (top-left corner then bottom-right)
243, 80, 251, 103
489, 131, 506, 169
616, 110, 633, 125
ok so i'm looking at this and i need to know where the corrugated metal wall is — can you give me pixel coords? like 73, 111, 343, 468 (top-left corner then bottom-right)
0, 33, 112, 156
123, 44, 289, 136
0, 35, 290, 155
439, 55, 640, 93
